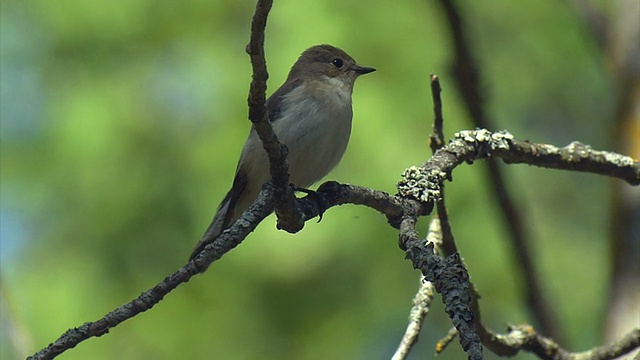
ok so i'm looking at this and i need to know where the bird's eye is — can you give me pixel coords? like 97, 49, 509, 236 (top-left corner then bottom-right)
331, 58, 344, 69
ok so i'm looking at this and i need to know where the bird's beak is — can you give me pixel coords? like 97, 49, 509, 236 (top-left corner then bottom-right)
354, 66, 376, 75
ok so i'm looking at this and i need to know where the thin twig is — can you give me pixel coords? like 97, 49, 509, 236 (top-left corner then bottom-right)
429, 74, 457, 256
392, 218, 443, 360
245, 0, 302, 234
486, 324, 639, 360
436, 327, 460, 355
429, 74, 445, 153
391, 275, 436, 360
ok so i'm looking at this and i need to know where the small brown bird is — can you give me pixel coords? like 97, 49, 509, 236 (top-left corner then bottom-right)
190, 44, 375, 262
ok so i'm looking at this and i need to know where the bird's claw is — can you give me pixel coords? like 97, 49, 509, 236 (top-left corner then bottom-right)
295, 186, 327, 222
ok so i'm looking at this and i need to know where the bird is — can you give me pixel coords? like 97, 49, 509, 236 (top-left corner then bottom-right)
190, 44, 375, 263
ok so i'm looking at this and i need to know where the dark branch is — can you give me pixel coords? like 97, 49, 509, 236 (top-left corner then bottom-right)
27, 186, 275, 360
428, 74, 457, 256
29, 128, 639, 359
299, 181, 404, 225
393, 219, 443, 360
399, 198, 482, 359
245, 0, 303, 234
429, 74, 445, 153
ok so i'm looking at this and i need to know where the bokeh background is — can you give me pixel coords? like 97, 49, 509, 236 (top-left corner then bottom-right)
1, 0, 638, 359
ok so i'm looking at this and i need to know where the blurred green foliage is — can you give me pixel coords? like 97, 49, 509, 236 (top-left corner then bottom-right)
0, 0, 626, 359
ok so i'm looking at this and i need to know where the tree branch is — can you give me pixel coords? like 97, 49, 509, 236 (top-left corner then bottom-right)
397, 129, 639, 358
485, 324, 639, 360
400, 212, 483, 360
245, 0, 303, 234
27, 187, 275, 360
392, 218, 442, 360
428, 74, 457, 256
28, 128, 639, 359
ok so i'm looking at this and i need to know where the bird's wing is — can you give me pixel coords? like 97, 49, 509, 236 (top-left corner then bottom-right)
265, 78, 304, 123
189, 169, 248, 261
221, 166, 249, 230
190, 79, 303, 262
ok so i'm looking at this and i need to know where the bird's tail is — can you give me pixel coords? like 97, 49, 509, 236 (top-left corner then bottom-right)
189, 190, 234, 261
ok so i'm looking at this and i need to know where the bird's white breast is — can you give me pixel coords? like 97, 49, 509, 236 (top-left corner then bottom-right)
274, 78, 353, 187
233, 78, 354, 218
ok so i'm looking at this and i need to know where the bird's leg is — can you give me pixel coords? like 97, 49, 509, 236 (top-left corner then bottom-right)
294, 185, 328, 222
